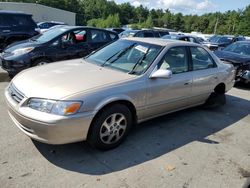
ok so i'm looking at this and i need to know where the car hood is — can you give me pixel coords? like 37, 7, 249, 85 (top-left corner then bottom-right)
12, 59, 136, 99
4, 40, 41, 53
214, 50, 250, 64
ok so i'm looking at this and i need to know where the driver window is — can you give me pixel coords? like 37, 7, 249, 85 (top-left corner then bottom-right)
61, 31, 76, 45
158, 47, 188, 74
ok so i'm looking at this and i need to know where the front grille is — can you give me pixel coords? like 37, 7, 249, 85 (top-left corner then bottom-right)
8, 84, 25, 104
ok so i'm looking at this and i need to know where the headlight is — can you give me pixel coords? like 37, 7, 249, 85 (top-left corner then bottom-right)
12, 47, 34, 56
27, 98, 82, 116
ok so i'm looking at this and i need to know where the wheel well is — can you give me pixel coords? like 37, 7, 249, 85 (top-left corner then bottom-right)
87, 100, 137, 138
98, 100, 137, 124
31, 57, 51, 66
214, 83, 226, 94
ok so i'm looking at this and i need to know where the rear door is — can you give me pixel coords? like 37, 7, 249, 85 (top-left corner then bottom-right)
188, 46, 219, 105
88, 29, 112, 52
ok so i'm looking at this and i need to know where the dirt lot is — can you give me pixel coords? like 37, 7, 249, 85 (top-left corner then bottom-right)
0, 68, 250, 188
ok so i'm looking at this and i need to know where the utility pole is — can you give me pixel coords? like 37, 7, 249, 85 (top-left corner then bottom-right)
214, 17, 219, 34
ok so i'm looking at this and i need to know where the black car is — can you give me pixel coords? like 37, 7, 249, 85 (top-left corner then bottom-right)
162, 34, 203, 44
119, 29, 169, 38
0, 11, 39, 52
204, 35, 246, 51
0, 26, 119, 77
214, 41, 250, 83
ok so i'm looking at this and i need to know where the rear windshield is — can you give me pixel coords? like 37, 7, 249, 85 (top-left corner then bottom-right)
0, 14, 36, 27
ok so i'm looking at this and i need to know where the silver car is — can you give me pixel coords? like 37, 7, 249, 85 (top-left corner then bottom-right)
5, 38, 235, 150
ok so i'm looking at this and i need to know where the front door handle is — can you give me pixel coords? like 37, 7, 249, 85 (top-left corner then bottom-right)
184, 82, 190, 85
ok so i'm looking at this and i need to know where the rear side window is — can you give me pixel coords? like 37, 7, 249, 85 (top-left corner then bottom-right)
154, 31, 160, 38
159, 31, 169, 37
109, 33, 117, 40
90, 30, 108, 42
0, 15, 9, 27
134, 31, 144, 37
144, 31, 154, 38
10, 15, 36, 27
190, 47, 217, 70
158, 47, 188, 74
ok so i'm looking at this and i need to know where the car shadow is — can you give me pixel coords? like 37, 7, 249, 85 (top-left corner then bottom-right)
33, 95, 250, 175
0, 71, 10, 82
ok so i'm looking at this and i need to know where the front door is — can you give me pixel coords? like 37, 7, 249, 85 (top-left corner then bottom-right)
144, 46, 193, 119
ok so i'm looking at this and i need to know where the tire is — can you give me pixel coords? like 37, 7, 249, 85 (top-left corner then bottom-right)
204, 92, 226, 109
8, 73, 15, 79
33, 59, 50, 67
88, 104, 132, 150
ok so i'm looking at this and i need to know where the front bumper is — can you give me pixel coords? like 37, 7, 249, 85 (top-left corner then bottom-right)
5, 86, 95, 144
0, 54, 31, 75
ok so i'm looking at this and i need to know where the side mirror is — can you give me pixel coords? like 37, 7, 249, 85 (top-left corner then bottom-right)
150, 69, 172, 79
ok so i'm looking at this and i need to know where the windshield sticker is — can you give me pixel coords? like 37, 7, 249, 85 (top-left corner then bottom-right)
135, 45, 148, 53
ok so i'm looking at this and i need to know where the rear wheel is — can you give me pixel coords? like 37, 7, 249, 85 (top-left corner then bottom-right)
88, 104, 132, 150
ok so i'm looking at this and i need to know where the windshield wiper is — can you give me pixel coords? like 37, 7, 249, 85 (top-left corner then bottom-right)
129, 47, 151, 74
101, 43, 136, 67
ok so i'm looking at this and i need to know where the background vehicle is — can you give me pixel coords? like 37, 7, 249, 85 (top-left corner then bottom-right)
119, 29, 169, 38
214, 41, 250, 83
0, 26, 119, 77
162, 34, 203, 44
106, 28, 125, 34
0, 10, 39, 52
37, 21, 67, 33
5, 38, 235, 150
203, 35, 246, 51
119, 30, 140, 38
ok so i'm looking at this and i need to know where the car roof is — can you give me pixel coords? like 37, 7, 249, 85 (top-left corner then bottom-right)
123, 37, 200, 47
0, 10, 31, 16
38, 21, 65, 25
52, 26, 118, 34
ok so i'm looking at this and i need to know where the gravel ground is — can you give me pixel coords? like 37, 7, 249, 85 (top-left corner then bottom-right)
0, 68, 250, 188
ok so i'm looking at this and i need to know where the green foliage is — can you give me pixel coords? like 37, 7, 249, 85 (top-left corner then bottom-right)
87, 14, 121, 28
3, 0, 250, 35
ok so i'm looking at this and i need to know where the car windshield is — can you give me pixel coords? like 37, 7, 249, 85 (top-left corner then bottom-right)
31, 28, 68, 43
223, 42, 250, 56
86, 40, 162, 75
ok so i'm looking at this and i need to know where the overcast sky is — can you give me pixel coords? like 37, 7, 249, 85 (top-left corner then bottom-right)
113, 0, 250, 15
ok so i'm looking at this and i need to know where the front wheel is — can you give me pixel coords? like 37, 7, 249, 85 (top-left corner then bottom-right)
88, 104, 132, 150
